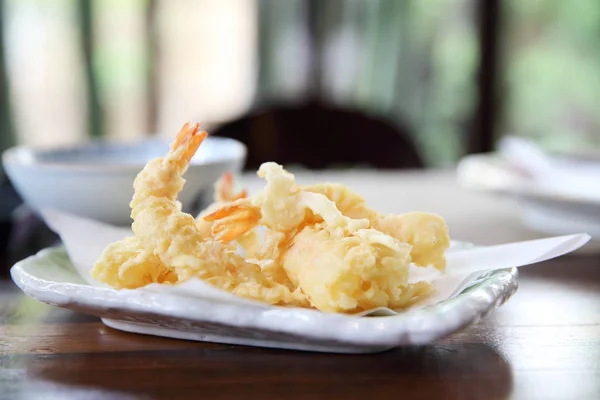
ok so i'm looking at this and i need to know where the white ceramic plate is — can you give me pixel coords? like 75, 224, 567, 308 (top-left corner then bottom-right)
11, 246, 518, 354
457, 153, 600, 244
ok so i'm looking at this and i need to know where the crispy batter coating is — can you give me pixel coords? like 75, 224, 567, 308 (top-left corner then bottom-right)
304, 184, 450, 269
92, 171, 246, 289
95, 123, 306, 306
93, 122, 450, 313
91, 237, 177, 289
205, 165, 436, 312
281, 224, 431, 313
374, 212, 450, 270
195, 171, 248, 236
303, 183, 377, 221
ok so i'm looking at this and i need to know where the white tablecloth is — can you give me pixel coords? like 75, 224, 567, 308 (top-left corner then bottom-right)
240, 169, 552, 247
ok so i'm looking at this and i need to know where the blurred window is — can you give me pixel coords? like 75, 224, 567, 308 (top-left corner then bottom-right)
2, 0, 598, 164
501, 0, 600, 155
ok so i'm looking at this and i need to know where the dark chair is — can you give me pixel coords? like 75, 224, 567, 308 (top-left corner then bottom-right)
0, 179, 21, 277
0, 179, 58, 277
210, 102, 423, 171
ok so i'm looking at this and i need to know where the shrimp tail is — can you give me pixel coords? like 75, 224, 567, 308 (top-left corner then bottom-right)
205, 202, 261, 242
215, 171, 248, 203
170, 122, 206, 165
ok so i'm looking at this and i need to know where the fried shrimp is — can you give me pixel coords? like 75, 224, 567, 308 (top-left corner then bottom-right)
373, 212, 450, 270
95, 123, 305, 305
205, 164, 380, 256
303, 183, 377, 221
93, 121, 451, 314
215, 172, 247, 203
206, 163, 450, 270
91, 171, 246, 288
205, 163, 430, 312
130, 123, 308, 304
281, 225, 431, 312
91, 237, 177, 289
205, 163, 366, 242
260, 189, 431, 312
194, 172, 249, 238
304, 184, 450, 269
204, 163, 313, 284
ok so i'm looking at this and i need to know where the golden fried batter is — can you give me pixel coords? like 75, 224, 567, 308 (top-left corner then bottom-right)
281, 224, 431, 313
93, 122, 450, 313
374, 212, 450, 270
91, 237, 177, 289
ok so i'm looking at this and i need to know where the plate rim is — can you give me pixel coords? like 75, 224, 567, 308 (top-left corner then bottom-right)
10, 246, 519, 347
457, 153, 600, 208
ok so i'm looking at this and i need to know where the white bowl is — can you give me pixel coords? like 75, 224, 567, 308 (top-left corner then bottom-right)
2, 137, 246, 225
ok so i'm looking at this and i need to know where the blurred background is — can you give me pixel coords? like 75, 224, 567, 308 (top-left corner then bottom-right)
3, 0, 600, 166
2, 0, 600, 271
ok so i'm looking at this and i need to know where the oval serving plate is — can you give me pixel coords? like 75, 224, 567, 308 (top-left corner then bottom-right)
457, 153, 600, 252
11, 246, 518, 354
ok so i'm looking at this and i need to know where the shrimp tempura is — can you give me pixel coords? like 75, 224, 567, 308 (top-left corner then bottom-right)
281, 222, 431, 313
91, 237, 177, 289
374, 212, 450, 270
194, 172, 248, 238
304, 183, 450, 269
94, 123, 306, 306
92, 136, 247, 290
93, 122, 450, 314
206, 164, 432, 312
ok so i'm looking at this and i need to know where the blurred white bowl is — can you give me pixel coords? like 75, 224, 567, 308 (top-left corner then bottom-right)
2, 136, 246, 226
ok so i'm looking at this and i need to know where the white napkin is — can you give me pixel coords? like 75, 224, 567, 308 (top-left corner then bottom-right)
41, 208, 591, 315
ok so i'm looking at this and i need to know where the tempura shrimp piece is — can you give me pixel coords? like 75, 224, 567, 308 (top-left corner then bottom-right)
215, 172, 247, 203
206, 163, 425, 312
204, 163, 302, 249
206, 163, 450, 270
373, 212, 450, 270
206, 163, 368, 242
209, 192, 424, 313
282, 190, 425, 312
303, 183, 449, 269
204, 163, 309, 284
205, 163, 381, 267
194, 172, 248, 238
303, 183, 378, 221
204, 163, 372, 284
93, 126, 225, 289
93, 168, 244, 290
281, 223, 428, 313
195, 172, 247, 220
281, 225, 426, 312
130, 123, 306, 305
91, 237, 178, 289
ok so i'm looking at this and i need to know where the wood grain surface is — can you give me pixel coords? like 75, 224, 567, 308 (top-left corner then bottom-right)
1, 255, 599, 400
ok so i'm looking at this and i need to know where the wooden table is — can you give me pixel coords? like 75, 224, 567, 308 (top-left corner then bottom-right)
1, 170, 599, 399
